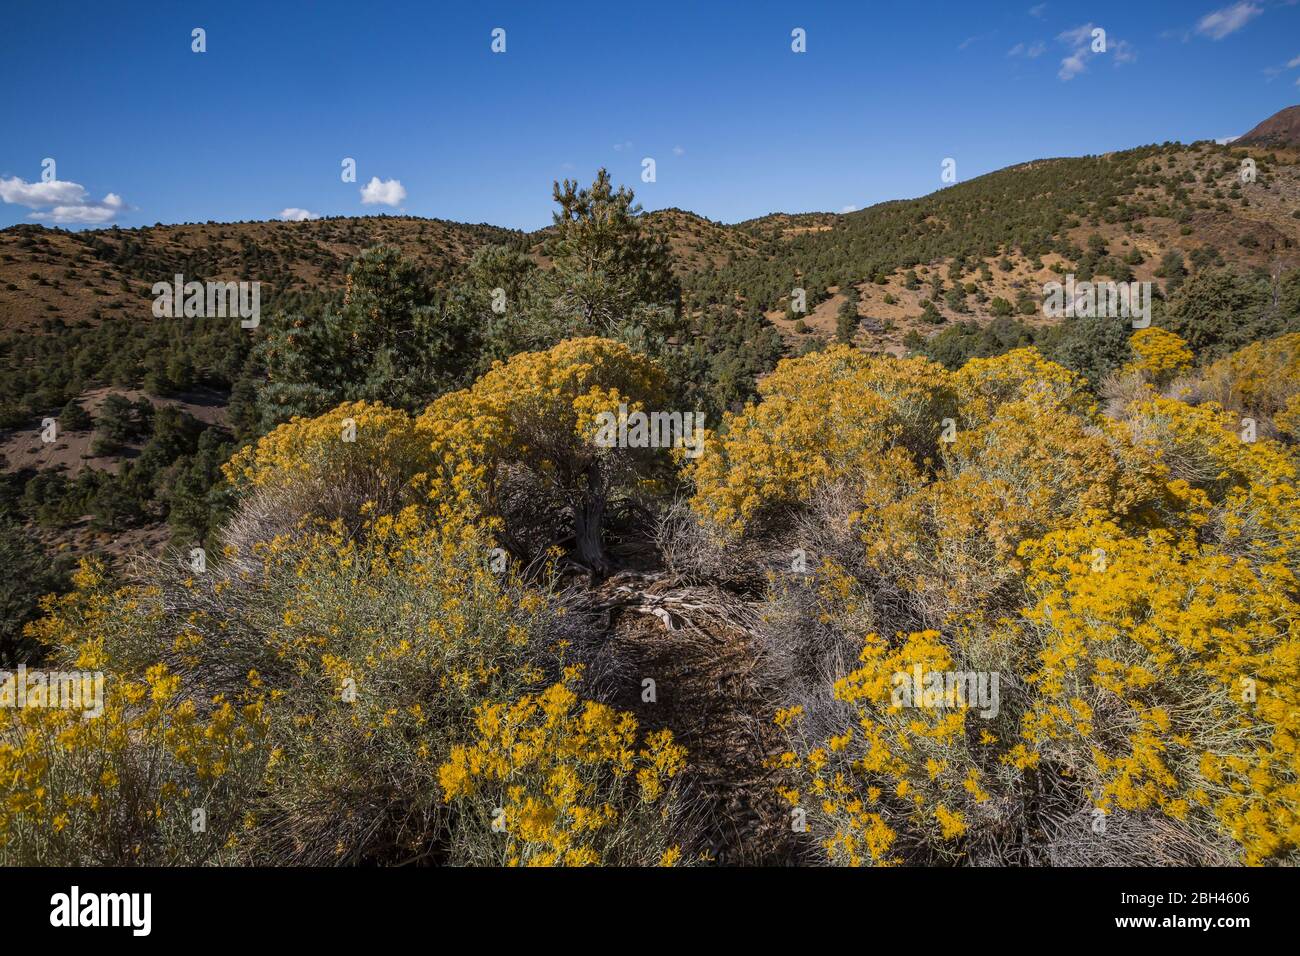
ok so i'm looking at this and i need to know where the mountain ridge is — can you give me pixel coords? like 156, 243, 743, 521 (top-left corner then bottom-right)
2, 105, 1297, 352
1238, 104, 1300, 148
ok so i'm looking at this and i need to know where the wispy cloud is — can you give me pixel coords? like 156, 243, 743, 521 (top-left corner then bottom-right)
0, 176, 127, 224
1057, 24, 1097, 80
1058, 51, 1088, 80
1195, 2, 1263, 40
1056, 24, 1134, 81
1262, 50, 1300, 79
1008, 40, 1047, 58
1058, 24, 1097, 48
359, 177, 406, 207
1112, 41, 1137, 65
1028, 4, 1048, 18
959, 33, 995, 50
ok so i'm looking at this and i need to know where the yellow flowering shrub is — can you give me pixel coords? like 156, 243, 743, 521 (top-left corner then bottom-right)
438, 674, 687, 866
776, 508, 1299, 865
774, 629, 1004, 865
1125, 328, 1194, 385
218, 399, 454, 538
416, 337, 671, 571
951, 347, 1094, 427
865, 391, 1155, 630
3, 497, 692, 865
418, 336, 669, 480
1119, 396, 1297, 498
689, 346, 951, 532
2, 564, 269, 865
1197, 332, 1300, 437
942, 400, 1157, 530
1013, 518, 1299, 864
5, 353, 697, 864
707, 334, 1300, 865
862, 471, 1037, 629
225, 400, 434, 499
239, 508, 560, 864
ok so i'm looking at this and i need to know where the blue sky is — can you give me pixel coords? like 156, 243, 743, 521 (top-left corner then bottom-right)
2, 0, 1298, 231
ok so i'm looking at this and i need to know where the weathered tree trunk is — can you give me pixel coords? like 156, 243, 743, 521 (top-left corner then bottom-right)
574, 491, 613, 578
573, 461, 613, 578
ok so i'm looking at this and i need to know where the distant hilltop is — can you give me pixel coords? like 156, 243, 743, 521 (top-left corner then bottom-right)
1237, 104, 1300, 148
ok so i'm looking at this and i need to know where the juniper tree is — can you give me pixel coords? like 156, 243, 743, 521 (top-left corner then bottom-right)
58, 398, 93, 432
536, 169, 683, 351
836, 285, 861, 344
256, 246, 477, 426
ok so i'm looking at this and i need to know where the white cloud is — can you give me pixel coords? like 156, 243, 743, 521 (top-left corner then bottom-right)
0, 177, 87, 207
672, 145, 685, 156
841, 205, 858, 213
0, 176, 127, 224
1196, 3, 1262, 40
1056, 24, 1134, 80
612, 140, 633, 152
279, 207, 319, 221
359, 177, 406, 207
1058, 24, 1096, 47
1215, 135, 1241, 145
39, 194, 126, 224
1059, 50, 1089, 80
1029, 4, 1048, 18
1289, 54, 1300, 68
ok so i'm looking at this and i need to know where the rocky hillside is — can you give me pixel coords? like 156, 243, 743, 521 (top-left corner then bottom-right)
1238, 104, 1300, 148
3, 107, 1297, 351
0, 215, 523, 333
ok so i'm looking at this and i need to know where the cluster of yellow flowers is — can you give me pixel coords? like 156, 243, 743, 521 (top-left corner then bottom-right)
1, 563, 269, 864
772, 629, 988, 865
225, 400, 435, 498
688, 349, 945, 530
1013, 516, 1298, 863
697, 334, 1299, 865
1124, 327, 1194, 385
438, 670, 687, 866
1197, 332, 1300, 441
417, 336, 670, 497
